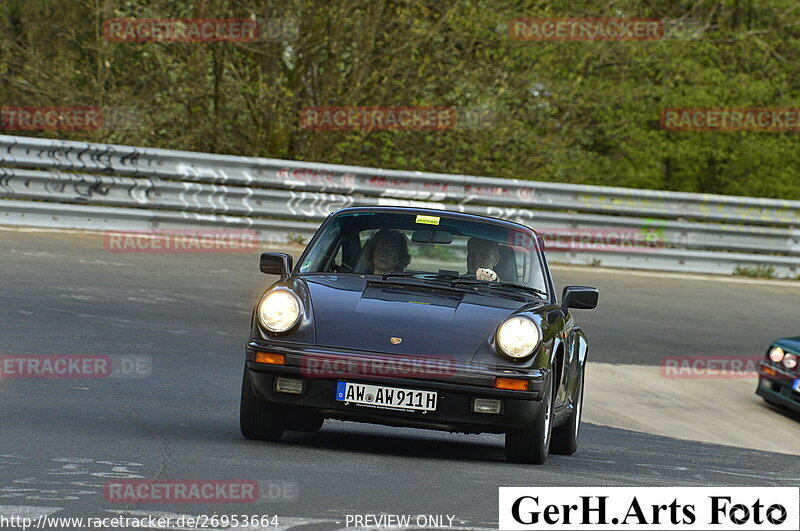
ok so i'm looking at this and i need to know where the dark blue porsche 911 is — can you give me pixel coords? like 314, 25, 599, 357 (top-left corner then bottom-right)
757, 337, 800, 413
240, 207, 598, 464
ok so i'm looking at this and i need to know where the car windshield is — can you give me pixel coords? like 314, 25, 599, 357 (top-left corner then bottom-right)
297, 211, 549, 297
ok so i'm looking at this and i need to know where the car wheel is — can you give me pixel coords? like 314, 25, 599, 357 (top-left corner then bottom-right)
505, 372, 554, 464
286, 409, 324, 433
240, 367, 287, 441
550, 371, 584, 455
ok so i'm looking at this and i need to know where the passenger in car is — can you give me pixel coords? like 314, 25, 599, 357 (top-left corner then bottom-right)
362, 229, 411, 275
467, 237, 500, 281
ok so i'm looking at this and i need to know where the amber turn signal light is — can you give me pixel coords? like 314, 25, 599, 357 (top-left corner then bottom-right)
494, 377, 529, 391
255, 352, 286, 365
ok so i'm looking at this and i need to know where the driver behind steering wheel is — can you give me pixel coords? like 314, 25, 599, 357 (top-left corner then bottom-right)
466, 237, 500, 281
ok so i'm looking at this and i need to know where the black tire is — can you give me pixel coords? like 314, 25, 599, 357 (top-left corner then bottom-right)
240, 367, 287, 441
550, 371, 584, 455
505, 372, 554, 464
286, 409, 324, 433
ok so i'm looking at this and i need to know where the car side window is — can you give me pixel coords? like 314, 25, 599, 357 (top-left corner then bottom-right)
330, 242, 344, 272
517, 247, 528, 281
298, 221, 341, 273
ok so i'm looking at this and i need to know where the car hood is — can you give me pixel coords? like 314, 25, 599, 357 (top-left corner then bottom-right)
774, 336, 800, 354
301, 276, 537, 359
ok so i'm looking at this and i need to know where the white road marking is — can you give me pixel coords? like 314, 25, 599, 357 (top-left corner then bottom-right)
706, 469, 800, 481
59, 294, 98, 301
0, 504, 62, 518
9, 249, 64, 258
635, 463, 689, 471
272, 517, 341, 530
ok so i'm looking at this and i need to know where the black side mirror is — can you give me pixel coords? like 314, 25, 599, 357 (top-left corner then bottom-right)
561, 286, 598, 310
260, 252, 293, 279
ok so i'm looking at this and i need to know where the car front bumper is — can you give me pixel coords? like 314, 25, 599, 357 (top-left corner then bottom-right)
245, 341, 549, 434
756, 361, 800, 413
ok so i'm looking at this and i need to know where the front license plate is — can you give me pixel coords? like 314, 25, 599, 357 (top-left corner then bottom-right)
335, 381, 437, 412
793, 379, 800, 392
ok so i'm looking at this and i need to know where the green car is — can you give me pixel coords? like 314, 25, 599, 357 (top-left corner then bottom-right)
757, 337, 800, 413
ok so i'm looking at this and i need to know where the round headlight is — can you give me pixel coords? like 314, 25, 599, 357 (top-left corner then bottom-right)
496, 317, 540, 359
768, 347, 785, 363
257, 289, 301, 333
783, 353, 798, 370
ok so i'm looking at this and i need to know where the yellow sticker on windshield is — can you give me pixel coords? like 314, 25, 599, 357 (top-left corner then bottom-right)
415, 215, 440, 225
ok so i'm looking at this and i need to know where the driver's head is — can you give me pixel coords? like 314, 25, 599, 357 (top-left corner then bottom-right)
364, 229, 411, 274
467, 237, 500, 274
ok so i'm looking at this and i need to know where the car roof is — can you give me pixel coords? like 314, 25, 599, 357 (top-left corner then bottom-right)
330, 206, 539, 236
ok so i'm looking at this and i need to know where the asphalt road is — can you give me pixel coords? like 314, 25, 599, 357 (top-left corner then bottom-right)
1, 229, 798, 530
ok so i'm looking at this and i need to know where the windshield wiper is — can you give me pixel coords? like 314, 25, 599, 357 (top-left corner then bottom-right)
375, 273, 478, 291
489, 282, 549, 299
446, 279, 548, 299
412, 273, 460, 281
379, 272, 417, 280
376, 274, 547, 299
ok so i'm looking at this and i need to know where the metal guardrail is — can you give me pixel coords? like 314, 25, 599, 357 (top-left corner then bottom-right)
1, 134, 798, 278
